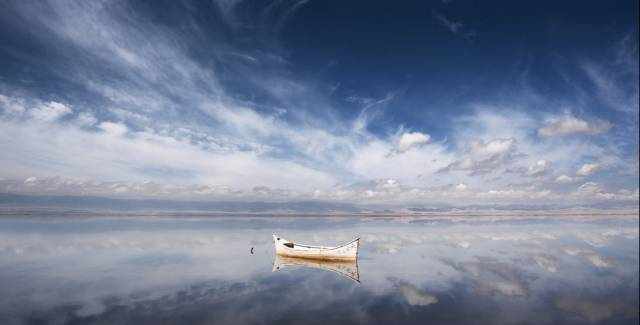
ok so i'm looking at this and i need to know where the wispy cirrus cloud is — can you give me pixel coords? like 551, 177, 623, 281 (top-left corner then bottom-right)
432, 10, 476, 41
440, 137, 519, 175
538, 114, 612, 137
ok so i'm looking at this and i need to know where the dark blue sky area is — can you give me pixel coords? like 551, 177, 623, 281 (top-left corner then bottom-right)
279, 0, 637, 132
1, 0, 636, 132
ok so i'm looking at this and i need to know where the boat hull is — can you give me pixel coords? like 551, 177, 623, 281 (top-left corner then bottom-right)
273, 235, 359, 261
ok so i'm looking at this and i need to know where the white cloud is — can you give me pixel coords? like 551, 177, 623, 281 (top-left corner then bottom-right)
555, 174, 573, 183
538, 115, 612, 137
30, 101, 72, 122
0, 94, 26, 115
432, 11, 463, 34
573, 182, 639, 202
349, 138, 452, 185
471, 138, 516, 157
475, 188, 552, 201
3, 173, 638, 206
526, 159, 551, 177
0, 3, 636, 207
397, 132, 430, 152
0, 113, 338, 193
441, 138, 518, 175
24, 176, 38, 184
533, 254, 558, 273
582, 61, 638, 114
75, 112, 98, 127
207, 103, 276, 137
2, 93, 634, 206
398, 283, 438, 306
99, 121, 128, 136
576, 163, 600, 177
577, 182, 601, 194
432, 10, 475, 40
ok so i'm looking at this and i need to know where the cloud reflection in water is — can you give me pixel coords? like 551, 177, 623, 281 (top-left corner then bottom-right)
0, 214, 637, 324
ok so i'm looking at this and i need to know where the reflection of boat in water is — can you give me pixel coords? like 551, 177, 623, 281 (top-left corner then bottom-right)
272, 255, 360, 283
273, 234, 359, 261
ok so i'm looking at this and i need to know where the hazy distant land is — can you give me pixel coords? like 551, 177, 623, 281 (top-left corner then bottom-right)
1, 193, 637, 218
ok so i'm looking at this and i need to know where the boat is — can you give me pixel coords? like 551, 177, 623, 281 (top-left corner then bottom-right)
272, 234, 359, 261
272, 255, 360, 283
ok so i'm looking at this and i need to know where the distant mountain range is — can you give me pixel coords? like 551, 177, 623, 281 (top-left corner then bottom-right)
1, 193, 637, 215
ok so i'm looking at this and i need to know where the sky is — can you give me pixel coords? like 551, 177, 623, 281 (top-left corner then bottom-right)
0, 0, 638, 206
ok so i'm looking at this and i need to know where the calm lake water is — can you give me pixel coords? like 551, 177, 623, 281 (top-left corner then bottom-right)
0, 213, 638, 324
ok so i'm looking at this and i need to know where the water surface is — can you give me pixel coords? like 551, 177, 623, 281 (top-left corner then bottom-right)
0, 214, 638, 324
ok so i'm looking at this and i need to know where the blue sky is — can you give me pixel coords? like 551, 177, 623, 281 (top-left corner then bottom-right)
0, 0, 638, 205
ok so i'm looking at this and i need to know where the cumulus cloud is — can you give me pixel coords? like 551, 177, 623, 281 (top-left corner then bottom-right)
526, 160, 551, 177
538, 115, 612, 137
455, 183, 468, 191
555, 174, 573, 183
576, 163, 600, 176
397, 132, 430, 153
571, 182, 639, 202
471, 138, 516, 157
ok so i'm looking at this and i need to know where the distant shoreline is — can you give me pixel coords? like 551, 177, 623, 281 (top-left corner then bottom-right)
1, 206, 638, 220
1, 192, 638, 219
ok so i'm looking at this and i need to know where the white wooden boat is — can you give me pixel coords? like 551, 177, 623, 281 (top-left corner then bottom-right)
273, 234, 359, 261
272, 255, 360, 283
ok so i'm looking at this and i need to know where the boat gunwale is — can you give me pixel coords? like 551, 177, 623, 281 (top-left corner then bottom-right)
286, 237, 360, 251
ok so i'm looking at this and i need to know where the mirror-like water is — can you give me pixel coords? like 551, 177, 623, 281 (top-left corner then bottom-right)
0, 214, 638, 324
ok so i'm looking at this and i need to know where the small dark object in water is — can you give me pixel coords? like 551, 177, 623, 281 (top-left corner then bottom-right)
250, 247, 254, 254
